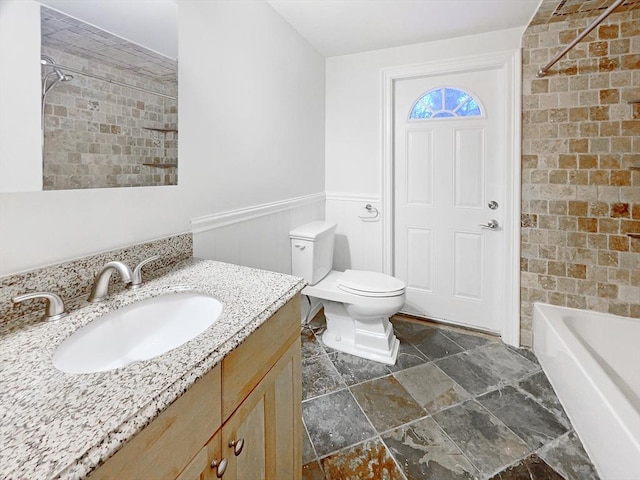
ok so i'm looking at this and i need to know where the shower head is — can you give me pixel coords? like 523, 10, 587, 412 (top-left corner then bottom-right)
41, 56, 73, 97
41, 55, 66, 81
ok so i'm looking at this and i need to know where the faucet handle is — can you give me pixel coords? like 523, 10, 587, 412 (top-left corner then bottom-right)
12, 292, 68, 321
129, 255, 162, 289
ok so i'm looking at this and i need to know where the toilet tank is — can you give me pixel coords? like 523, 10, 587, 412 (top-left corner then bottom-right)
289, 221, 337, 285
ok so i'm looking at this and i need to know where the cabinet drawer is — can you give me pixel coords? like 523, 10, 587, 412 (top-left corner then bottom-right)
89, 364, 222, 480
222, 295, 300, 421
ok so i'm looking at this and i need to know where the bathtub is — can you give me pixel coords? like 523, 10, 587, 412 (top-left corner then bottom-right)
533, 303, 640, 480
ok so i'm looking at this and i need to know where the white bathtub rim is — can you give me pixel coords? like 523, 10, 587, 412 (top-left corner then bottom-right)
533, 302, 640, 444
533, 302, 640, 480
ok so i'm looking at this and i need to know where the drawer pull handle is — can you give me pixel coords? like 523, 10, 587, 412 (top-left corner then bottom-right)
229, 438, 244, 456
210, 458, 227, 477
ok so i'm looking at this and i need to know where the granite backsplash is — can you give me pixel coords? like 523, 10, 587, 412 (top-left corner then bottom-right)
0, 233, 192, 325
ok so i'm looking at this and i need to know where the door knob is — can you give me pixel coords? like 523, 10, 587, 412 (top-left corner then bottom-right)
479, 219, 499, 230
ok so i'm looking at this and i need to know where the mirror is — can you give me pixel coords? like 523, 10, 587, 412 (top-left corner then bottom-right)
40, 3, 178, 190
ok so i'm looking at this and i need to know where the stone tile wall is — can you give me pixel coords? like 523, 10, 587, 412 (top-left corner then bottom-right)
520, 0, 640, 346
42, 46, 178, 190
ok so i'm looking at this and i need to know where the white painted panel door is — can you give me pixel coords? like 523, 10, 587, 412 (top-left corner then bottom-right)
394, 69, 505, 333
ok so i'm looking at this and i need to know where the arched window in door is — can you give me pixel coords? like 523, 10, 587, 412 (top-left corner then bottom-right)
409, 87, 482, 120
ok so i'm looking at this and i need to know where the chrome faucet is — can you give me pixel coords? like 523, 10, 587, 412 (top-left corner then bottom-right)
128, 255, 161, 289
12, 292, 68, 321
88, 261, 133, 302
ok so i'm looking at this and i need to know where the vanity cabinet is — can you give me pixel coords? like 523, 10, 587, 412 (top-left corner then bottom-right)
220, 336, 301, 479
89, 295, 301, 480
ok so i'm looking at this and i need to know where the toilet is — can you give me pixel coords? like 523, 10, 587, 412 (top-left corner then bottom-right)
290, 221, 406, 365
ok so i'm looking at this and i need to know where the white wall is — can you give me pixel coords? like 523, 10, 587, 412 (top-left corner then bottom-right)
0, 0, 42, 192
180, 0, 325, 217
325, 27, 523, 271
326, 193, 383, 272
0, 0, 325, 275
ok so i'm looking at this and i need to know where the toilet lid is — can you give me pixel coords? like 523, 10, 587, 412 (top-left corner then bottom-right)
337, 270, 405, 297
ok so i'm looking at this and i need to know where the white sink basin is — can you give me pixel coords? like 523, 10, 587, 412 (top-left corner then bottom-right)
53, 292, 223, 374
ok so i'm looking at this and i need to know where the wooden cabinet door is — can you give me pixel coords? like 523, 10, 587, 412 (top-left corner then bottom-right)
222, 338, 302, 479
88, 365, 222, 480
224, 395, 267, 478
270, 338, 302, 479
176, 431, 223, 480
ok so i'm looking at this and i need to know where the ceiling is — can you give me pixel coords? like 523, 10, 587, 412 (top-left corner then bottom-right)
41, 6, 176, 82
267, 0, 543, 57
530, 0, 640, 26
37, 0, 544, 60
39, 0, 178, 59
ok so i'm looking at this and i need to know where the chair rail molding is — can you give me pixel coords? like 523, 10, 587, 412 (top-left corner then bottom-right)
190, 193, 325, 234
325, 192, 380, 203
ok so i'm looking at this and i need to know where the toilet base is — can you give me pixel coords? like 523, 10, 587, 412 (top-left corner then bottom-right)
321, 300, 399, 365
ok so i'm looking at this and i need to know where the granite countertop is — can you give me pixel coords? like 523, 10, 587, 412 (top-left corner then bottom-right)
0, 259, 305, 480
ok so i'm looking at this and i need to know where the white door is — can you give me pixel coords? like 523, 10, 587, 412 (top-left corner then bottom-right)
394, 68, 505, 333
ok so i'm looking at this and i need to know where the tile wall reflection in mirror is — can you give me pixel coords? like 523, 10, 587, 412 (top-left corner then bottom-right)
41, 6, 178, 190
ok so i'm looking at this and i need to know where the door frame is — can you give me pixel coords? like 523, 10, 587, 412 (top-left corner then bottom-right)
380, 50, 522, 346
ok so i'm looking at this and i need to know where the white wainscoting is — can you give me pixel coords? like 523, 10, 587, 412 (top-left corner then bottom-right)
325, 192, 384, 273
191, 193, 325, 274
191, 193, 326, 322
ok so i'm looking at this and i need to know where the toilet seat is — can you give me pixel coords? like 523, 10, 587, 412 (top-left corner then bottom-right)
337, 270, 405, 297
302, 270, 404, 304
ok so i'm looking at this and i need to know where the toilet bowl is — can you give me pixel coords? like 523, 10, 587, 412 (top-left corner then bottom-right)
290, 221, 406, 365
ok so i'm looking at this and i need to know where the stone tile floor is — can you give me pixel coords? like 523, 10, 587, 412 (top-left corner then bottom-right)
301, 314, 600, 480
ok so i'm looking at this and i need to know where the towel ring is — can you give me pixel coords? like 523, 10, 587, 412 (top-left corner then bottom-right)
358, 204, 379, 220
